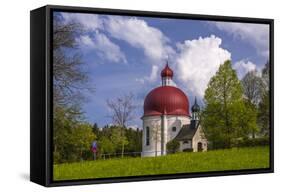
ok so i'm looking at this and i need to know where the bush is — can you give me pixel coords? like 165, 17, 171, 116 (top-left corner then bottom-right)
183, 148, 193, 152
233, 137, 269, 147
53, 151, 61, 164
166, 140, 180, 154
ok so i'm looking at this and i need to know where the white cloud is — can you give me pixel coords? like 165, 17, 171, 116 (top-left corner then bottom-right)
61, 13, 127, 63
213, 22, 269, 57
105, 16, 173, 63
175, 35, 231, 97
78, 32, 127, 63
233, 59, 257, 79
104, 16, 176, 82
136, 65, 159, 84
60, 12, 103, 31
62, 12, 263, 97
149, 65, 159, 81
61, 13, 174, 81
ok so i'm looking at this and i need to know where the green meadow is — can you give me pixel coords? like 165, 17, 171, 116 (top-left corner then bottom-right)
53, 146, 269, 181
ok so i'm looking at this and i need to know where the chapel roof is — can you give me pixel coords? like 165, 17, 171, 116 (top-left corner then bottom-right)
174, 121, 200, 141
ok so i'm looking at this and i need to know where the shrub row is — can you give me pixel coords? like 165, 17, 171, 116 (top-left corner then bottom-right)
232, 137, 269, 147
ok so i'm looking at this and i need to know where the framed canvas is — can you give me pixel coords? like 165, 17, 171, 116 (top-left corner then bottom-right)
30, 5, 274, 187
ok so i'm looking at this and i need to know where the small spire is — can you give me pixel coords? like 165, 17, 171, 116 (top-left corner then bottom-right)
192, 97, 200, 113
166, 55, 170, 65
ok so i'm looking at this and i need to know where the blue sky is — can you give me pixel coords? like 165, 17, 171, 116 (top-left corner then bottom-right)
55, 11, 270, 129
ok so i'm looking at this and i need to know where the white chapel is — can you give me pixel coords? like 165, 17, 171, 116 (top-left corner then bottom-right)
141, 63, 207, 157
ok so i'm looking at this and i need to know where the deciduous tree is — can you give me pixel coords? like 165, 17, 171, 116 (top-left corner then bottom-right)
106, 93, 136, 157
202, 60, 255, 148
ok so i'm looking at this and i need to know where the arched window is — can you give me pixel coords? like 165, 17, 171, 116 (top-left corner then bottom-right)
146, 126, 150, 146
172, 126, 177, 132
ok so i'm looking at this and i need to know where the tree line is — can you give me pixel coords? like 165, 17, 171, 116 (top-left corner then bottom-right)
92, 124, 142, 159
54, 117, 142, 163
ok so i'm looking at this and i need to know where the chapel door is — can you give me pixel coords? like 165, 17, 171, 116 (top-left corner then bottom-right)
197, 142, 203, 152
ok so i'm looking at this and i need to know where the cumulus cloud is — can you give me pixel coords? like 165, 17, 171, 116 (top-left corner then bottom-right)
61, 13, 127, 63
105, 16, 177, 82
212, 22, 269, 57
233, 59, 257, 79
60, 12, 103, 30
78, 33, 127, 63
105, 16, 174, 63
61, 13, 174, 81
61, 12, 262, 98
175, 35, 231, 97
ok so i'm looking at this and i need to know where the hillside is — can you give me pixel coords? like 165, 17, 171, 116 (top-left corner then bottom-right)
53, 146, 269, 181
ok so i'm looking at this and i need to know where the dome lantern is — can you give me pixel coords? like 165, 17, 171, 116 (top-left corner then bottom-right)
161, 62, 173, 86
191, 97, 200, 120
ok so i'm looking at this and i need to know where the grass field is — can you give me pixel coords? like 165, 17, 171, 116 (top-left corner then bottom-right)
53, 146, 269, 181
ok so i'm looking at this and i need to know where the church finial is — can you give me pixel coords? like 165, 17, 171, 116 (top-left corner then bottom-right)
166, 55, 169, 65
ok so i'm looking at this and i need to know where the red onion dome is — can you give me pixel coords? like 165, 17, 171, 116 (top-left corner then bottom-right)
161, 64, 173, 78
143, 86, 190, 117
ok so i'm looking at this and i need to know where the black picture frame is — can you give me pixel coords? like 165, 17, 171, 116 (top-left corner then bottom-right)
30, 4, 274, 187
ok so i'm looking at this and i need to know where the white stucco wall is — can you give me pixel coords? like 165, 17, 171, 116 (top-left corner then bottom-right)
179, 140, 192, 151
192, 126, 208, 152
142, 116, 161, 157
142, 115, 190, 157
167, 116, 190, 141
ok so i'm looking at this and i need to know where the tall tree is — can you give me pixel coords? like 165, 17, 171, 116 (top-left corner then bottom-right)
261, 61, 270, 92
106, 93, 136, 157
258, 93, 270, 136
53, 15, 94, 163
202, 60, 252, 148
241, 70, 263, 138
242, 70, 263, 105
257, 62, 270, 136
53, 14, 93, 108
